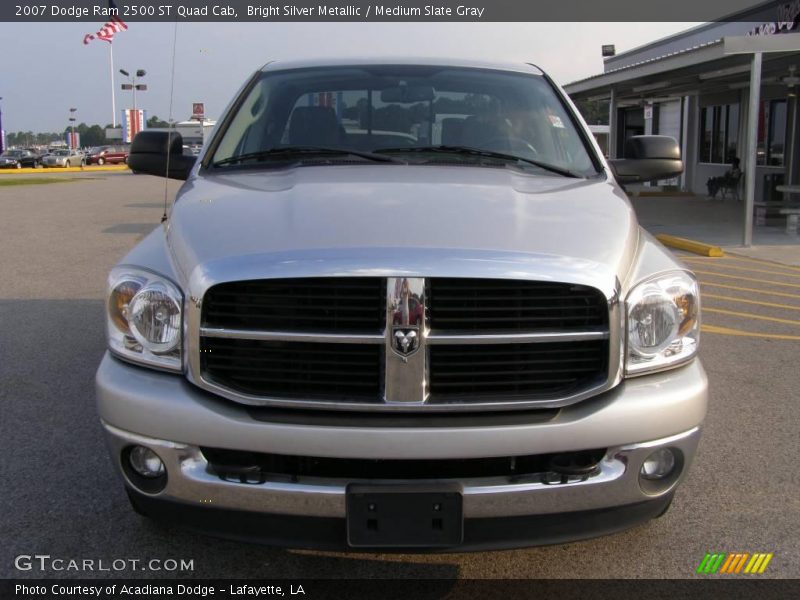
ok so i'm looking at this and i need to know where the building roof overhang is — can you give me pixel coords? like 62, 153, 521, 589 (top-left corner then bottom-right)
565, 33, 800, 102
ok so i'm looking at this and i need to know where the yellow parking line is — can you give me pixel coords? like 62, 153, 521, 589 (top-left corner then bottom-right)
683, 254, 800, 272
702, 324, 800, 340
702, 293, 800, 311
680, 260, 800, 279
703, 307, 800, 326
692, 270, 800, 289
690, 254, 800, 274
700, 281, 800, 300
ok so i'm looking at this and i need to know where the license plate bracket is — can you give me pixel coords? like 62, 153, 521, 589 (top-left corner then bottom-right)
346, 484, 463, 548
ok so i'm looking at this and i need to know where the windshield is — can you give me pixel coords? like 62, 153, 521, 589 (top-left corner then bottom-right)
209, 65, 598, 177
3, 151, 23, 157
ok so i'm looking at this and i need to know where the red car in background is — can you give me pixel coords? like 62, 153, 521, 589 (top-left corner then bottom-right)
85, 145, 130, 165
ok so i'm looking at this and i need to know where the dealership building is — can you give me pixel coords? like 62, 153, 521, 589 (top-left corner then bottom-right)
565, 0, 800, 244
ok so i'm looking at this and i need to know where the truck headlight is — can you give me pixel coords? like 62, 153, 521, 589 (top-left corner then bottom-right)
625, 271, 699, 376
106, 267, 183, 372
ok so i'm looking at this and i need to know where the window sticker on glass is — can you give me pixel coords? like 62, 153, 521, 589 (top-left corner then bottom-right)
548, 114, 565, 128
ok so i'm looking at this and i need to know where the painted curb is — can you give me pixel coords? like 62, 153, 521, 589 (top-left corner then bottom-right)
0, 165, 129, 175
656, 234, 725, 257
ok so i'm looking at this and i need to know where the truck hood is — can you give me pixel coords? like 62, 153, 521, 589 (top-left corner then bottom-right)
166, 165, 638, 294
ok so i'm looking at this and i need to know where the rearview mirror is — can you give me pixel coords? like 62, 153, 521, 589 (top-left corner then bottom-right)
609, 135, 683, 184
127, 131, 196, 180
380, 85, 435, 103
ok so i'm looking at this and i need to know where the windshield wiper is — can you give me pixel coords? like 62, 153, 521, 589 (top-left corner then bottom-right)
212, 146, 402, 167
376, 145, 580, 178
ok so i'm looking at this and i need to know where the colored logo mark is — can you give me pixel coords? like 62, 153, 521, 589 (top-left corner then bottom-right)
697, 552, 773, 574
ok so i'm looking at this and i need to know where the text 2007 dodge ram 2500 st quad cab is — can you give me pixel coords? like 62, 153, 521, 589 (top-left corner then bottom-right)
97, 58, 706, 550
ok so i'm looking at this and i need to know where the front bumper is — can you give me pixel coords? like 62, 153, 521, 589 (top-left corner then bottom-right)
97, 353, 707, 548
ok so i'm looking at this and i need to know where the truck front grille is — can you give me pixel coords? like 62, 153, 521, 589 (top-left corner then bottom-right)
200, 447, 607, 481
427, 278, 607, 332
202, 277, 384, 333
200, 338, 382, 401
429, 340, 608, 400
197, 277, 612, 411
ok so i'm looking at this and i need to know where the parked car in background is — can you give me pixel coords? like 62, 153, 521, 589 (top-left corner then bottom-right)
0, 149, 40, 169
42, 149, 84, 168
85, 145, 130, 165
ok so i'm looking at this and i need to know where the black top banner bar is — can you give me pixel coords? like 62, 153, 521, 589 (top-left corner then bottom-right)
0, 0, 791, 22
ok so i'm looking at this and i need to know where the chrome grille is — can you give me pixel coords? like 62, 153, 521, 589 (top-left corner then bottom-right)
200, 338, 382, 401
428, 340, 608, 400
202, 277, 384, 333
197, 276, 614, 411
426, 278, 607, 331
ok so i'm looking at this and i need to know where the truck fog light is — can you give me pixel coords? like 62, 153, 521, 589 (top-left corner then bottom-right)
640, 448, 676, 480
128, 446, 166, 478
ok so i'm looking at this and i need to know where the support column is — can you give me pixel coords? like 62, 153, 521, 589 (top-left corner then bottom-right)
680, 95, 694, 193
743, 52, 762, 247
609, 88, 618, 159
786, 93, 798, 188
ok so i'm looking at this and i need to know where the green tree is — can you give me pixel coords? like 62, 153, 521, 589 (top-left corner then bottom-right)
574, 99, 609, 125
147, 115, 170, 128
83, 125, 106, 147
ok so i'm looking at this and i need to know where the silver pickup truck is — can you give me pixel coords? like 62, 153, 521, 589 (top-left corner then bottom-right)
97, 58, 706, 551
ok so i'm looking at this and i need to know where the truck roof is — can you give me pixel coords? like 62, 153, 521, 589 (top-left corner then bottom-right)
260, 57, 545, 75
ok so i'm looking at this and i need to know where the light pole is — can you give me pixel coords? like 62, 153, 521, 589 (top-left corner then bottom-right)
119, 69, 147, 113
68, 107, 77, 149
0, 96, 4, 153
120, 69, 147, 143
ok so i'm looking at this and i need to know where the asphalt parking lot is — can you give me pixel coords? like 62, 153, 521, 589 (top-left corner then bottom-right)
1, 172, 798, 580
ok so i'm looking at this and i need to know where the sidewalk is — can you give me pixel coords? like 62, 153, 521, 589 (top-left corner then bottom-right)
630, 194, 800, 267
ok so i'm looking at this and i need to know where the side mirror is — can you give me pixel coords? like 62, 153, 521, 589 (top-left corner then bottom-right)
127, 130, 196, 180
609, 135, 683, 184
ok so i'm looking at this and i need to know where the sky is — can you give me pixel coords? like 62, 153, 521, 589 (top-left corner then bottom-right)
0, 22, 702, 133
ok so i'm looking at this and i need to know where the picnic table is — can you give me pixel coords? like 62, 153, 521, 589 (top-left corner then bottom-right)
771, 185, 800, 234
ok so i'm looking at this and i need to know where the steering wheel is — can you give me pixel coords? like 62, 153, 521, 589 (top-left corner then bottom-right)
479, 135, 538, 157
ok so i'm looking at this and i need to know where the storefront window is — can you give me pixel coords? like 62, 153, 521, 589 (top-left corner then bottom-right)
699, 104, 739, 164
726, 104, 739, 162
768, 100, 786, 166
700, 108, 713, 163
756, 99, 787, 167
